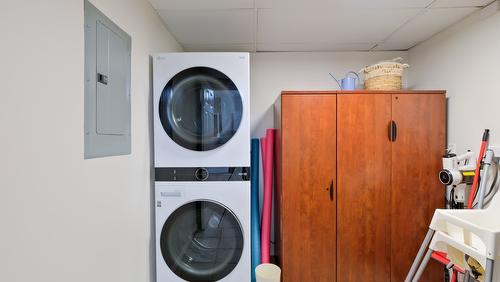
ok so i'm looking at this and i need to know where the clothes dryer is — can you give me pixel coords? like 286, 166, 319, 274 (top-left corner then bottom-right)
153, 53, 250, 168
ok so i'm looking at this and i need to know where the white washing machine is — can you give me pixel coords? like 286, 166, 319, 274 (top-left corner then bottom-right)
152, 53, 250, 168
155, 181, 250, 282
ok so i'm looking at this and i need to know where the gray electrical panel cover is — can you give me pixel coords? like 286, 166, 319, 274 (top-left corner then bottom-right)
84, 0, 131, 158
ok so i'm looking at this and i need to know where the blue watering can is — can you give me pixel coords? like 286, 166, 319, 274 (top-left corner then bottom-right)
329, 71, 360, 90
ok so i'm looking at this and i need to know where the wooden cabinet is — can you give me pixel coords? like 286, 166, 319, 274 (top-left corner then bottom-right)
274, 91, 446, 282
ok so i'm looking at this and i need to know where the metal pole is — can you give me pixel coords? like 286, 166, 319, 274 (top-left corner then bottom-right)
412, 249, 433, 282
405, 229, 435, 282
477, 150, 494, 209
485, 258, 494, 282
463, 270, 472, 282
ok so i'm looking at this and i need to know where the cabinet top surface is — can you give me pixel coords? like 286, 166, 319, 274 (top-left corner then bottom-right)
281, 90, 446, 95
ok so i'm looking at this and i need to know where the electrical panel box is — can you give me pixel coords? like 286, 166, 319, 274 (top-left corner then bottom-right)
84, 0, 131, 158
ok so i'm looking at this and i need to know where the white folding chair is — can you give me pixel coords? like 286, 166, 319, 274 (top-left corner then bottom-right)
405, 192, 500, 282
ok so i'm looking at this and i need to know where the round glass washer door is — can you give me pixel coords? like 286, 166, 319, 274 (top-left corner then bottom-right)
160, 200, 244, 281
159, 67, 243, 151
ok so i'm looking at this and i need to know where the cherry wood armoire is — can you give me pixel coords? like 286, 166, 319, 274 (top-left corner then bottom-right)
274, 90, 446, 282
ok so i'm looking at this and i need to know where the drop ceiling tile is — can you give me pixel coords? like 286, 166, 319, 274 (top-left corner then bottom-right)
158, 9, 254, 45
257, 42, 376, 51
257, 8, 422, 44
183, 43, 255, 52
256, 0, 433, 9
372, 41, 419, 50
431, 0, 495, 8
148, 0, 254, 10
384, 7, 479, 43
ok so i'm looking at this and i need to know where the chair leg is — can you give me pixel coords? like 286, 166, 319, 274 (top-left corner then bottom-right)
405, 229, 435, 282
463, 271, 472, 282
485, 258, 494, 282
411, 249, 433, 282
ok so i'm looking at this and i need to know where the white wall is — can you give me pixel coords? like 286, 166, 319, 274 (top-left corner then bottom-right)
250, 51, 408, 138
409, 1, 500, 153
0, 1, 181, 282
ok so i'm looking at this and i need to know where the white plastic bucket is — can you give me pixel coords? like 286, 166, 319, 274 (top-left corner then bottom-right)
255, 263, 281, 282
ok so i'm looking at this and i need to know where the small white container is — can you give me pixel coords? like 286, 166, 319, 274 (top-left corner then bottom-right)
255, 264, 281, 282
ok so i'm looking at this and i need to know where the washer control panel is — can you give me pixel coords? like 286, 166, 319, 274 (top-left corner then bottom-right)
155, 167, 250, 181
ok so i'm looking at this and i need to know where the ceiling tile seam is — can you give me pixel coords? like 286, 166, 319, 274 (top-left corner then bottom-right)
406, 42, 421, 49
430, 5, 493, 8
255, 41, 377, 45
255, 7, 433, 11
368, 43, 380, 51
426, 0, 438, 8
370, 44, 416, 51
184, 43, 255, 46
405, 7, 482, 49
155, 8, 255, 12
374, 4, 483, 51
430, 0, 496, 9
255, 49, 374, 53
374, 8, 429, 51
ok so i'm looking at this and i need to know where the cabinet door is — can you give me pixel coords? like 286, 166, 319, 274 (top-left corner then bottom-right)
337, 94, 392, 282
281, 94, 336, 282
391, 94, 446, 282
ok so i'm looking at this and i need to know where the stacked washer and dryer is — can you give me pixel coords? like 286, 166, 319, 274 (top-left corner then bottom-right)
153, 53, 251, 282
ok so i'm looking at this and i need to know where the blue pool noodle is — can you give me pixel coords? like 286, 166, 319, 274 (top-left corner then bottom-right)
250, 139, 261, 282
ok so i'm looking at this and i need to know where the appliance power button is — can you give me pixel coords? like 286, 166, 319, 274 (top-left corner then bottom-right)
195, 168, 209, 181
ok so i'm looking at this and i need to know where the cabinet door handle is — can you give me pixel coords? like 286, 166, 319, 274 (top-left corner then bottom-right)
392, 120, 397, 142
388, 120, 397, 142
329, 180, 334, 201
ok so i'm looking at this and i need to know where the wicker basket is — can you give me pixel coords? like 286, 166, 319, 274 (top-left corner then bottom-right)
365, 75, 402, 90
360, 57, 409, 90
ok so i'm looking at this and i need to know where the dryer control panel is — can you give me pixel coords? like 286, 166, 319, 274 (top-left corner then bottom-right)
155, 167, 250, 182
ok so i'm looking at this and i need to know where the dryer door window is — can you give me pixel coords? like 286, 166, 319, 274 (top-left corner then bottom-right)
159, 67, 243, 151
160, 200, 244, 281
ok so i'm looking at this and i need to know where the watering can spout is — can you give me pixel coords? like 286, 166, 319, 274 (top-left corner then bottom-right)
329, 73, 342, 89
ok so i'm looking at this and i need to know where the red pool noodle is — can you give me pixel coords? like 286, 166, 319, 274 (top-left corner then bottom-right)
260, 137, 267, 177
259, 136, 267, 262
261, 129, 275, 263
